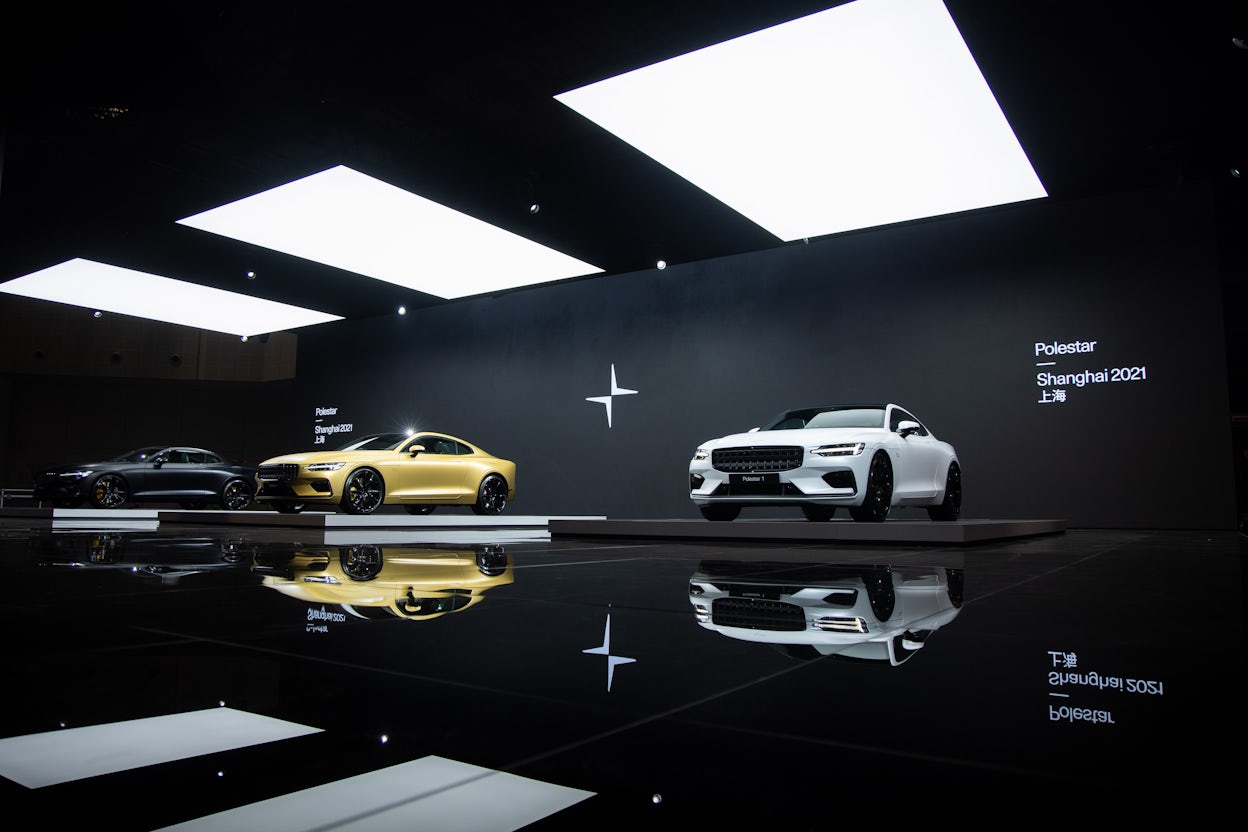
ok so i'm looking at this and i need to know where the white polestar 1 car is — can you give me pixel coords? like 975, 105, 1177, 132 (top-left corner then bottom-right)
688, 403, 960, 522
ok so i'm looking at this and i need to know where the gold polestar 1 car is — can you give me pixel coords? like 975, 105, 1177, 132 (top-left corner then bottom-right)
254, 432, 516, 515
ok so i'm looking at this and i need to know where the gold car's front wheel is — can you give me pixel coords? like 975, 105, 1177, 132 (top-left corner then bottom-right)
341, 468, 385, 515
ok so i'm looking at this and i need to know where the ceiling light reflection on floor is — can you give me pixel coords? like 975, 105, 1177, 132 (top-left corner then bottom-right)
554, 0, 1046, 241
176, 165, 603, 299
0, 259, 343, 337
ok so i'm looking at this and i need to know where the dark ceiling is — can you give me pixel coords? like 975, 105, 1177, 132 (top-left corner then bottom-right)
1, 1, 1245, 325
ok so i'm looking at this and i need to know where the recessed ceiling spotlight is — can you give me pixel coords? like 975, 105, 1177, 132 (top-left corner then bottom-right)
246, 270, 256, 279
656, 260, 667, 270
240, 335, 248, 342
397, 305, 407, 315
93, 310, 102, 318
529, 203, 540, 214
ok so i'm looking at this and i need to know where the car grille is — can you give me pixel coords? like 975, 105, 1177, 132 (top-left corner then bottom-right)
712, 446, 803, 473
257, 464, 299, 481
711, 597, 806, 631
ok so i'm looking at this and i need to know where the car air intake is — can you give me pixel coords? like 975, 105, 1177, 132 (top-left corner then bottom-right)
712, 446, 803, 473
712, 597, 805, 631
257, 464, 299, 481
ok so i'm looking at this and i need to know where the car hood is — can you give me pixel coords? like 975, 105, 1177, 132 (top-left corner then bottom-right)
698, 427, 890, 449
260, 450, 393, 466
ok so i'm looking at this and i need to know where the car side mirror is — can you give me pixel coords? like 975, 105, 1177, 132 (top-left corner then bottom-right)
407, 444, 425, 457
897, 420, 921, 437
152, 457, 166, 467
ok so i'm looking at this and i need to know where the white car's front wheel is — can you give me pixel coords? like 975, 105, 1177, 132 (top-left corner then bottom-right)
800, 505, 837, 522
699, 504, 740, 521
849, 452, 892, 522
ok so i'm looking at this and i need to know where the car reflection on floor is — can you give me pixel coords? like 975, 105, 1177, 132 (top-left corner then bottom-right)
37, 532, 250, 583
249, 542, 513, 621
688, 561, 963, 665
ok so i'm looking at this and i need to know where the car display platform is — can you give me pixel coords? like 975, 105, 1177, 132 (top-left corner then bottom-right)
548, 517, 1066, 544
0, 507, 603, 530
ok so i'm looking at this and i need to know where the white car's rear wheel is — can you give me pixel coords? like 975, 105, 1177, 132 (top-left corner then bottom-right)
927, 463, 961, 521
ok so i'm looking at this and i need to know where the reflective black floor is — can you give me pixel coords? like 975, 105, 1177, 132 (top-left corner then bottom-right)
1, 517, 1244, 828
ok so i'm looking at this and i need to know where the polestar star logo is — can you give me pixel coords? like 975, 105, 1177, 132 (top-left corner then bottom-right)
582, 613, 636, 692
585, 364, 638, 428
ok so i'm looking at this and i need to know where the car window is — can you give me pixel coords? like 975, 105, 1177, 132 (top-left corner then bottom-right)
337, 434, 408, 451
761, 407, 885, 430
805, 408, 885, 429
414, 436, 457, 455
889, 407, 928, 435
201, 453, 222, 464
114, 447, 166, 463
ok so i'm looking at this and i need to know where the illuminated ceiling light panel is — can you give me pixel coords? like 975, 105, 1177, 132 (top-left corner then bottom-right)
176, 165, 603, 299
554, 0, 1047, 241
0, 259, 343, 336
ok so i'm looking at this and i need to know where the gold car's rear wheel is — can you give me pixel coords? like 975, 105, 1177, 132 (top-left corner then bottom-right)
470, 474, 508, 515
341, 468, 385, 515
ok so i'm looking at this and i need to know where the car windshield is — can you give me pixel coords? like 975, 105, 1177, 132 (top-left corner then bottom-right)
760, 407, 886, 430
111, 446, 168, 462
335, 433, 410, 451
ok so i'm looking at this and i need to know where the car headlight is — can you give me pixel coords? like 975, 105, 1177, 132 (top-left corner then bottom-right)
692, 447, 710, 461
810, 443, 865, 457
59, 470, 94, 479
304, 462, 346, 472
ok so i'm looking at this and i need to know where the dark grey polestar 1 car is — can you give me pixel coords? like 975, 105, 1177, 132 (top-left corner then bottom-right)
33, 446, 256, 510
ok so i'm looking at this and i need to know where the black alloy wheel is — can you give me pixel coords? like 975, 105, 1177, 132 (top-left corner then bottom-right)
341, 468, 385, 515
945, 568, 965, 608
865, 567, 896, 621
405, 504, 436, 515
849, 453, 893, 522
699, 504, 741, 521
90, 474, 128, 509
220, 479, 253, 511
801, 505, 837, 522
927, 462, 962, 521
471, 475, 508, 515
339, 544, 384, 581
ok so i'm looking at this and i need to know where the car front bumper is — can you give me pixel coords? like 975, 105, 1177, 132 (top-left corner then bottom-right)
688, 445, 874, 507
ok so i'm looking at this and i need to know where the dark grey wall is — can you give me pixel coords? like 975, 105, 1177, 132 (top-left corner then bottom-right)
1, 376, 297, 488
291, 186, 1235, 529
